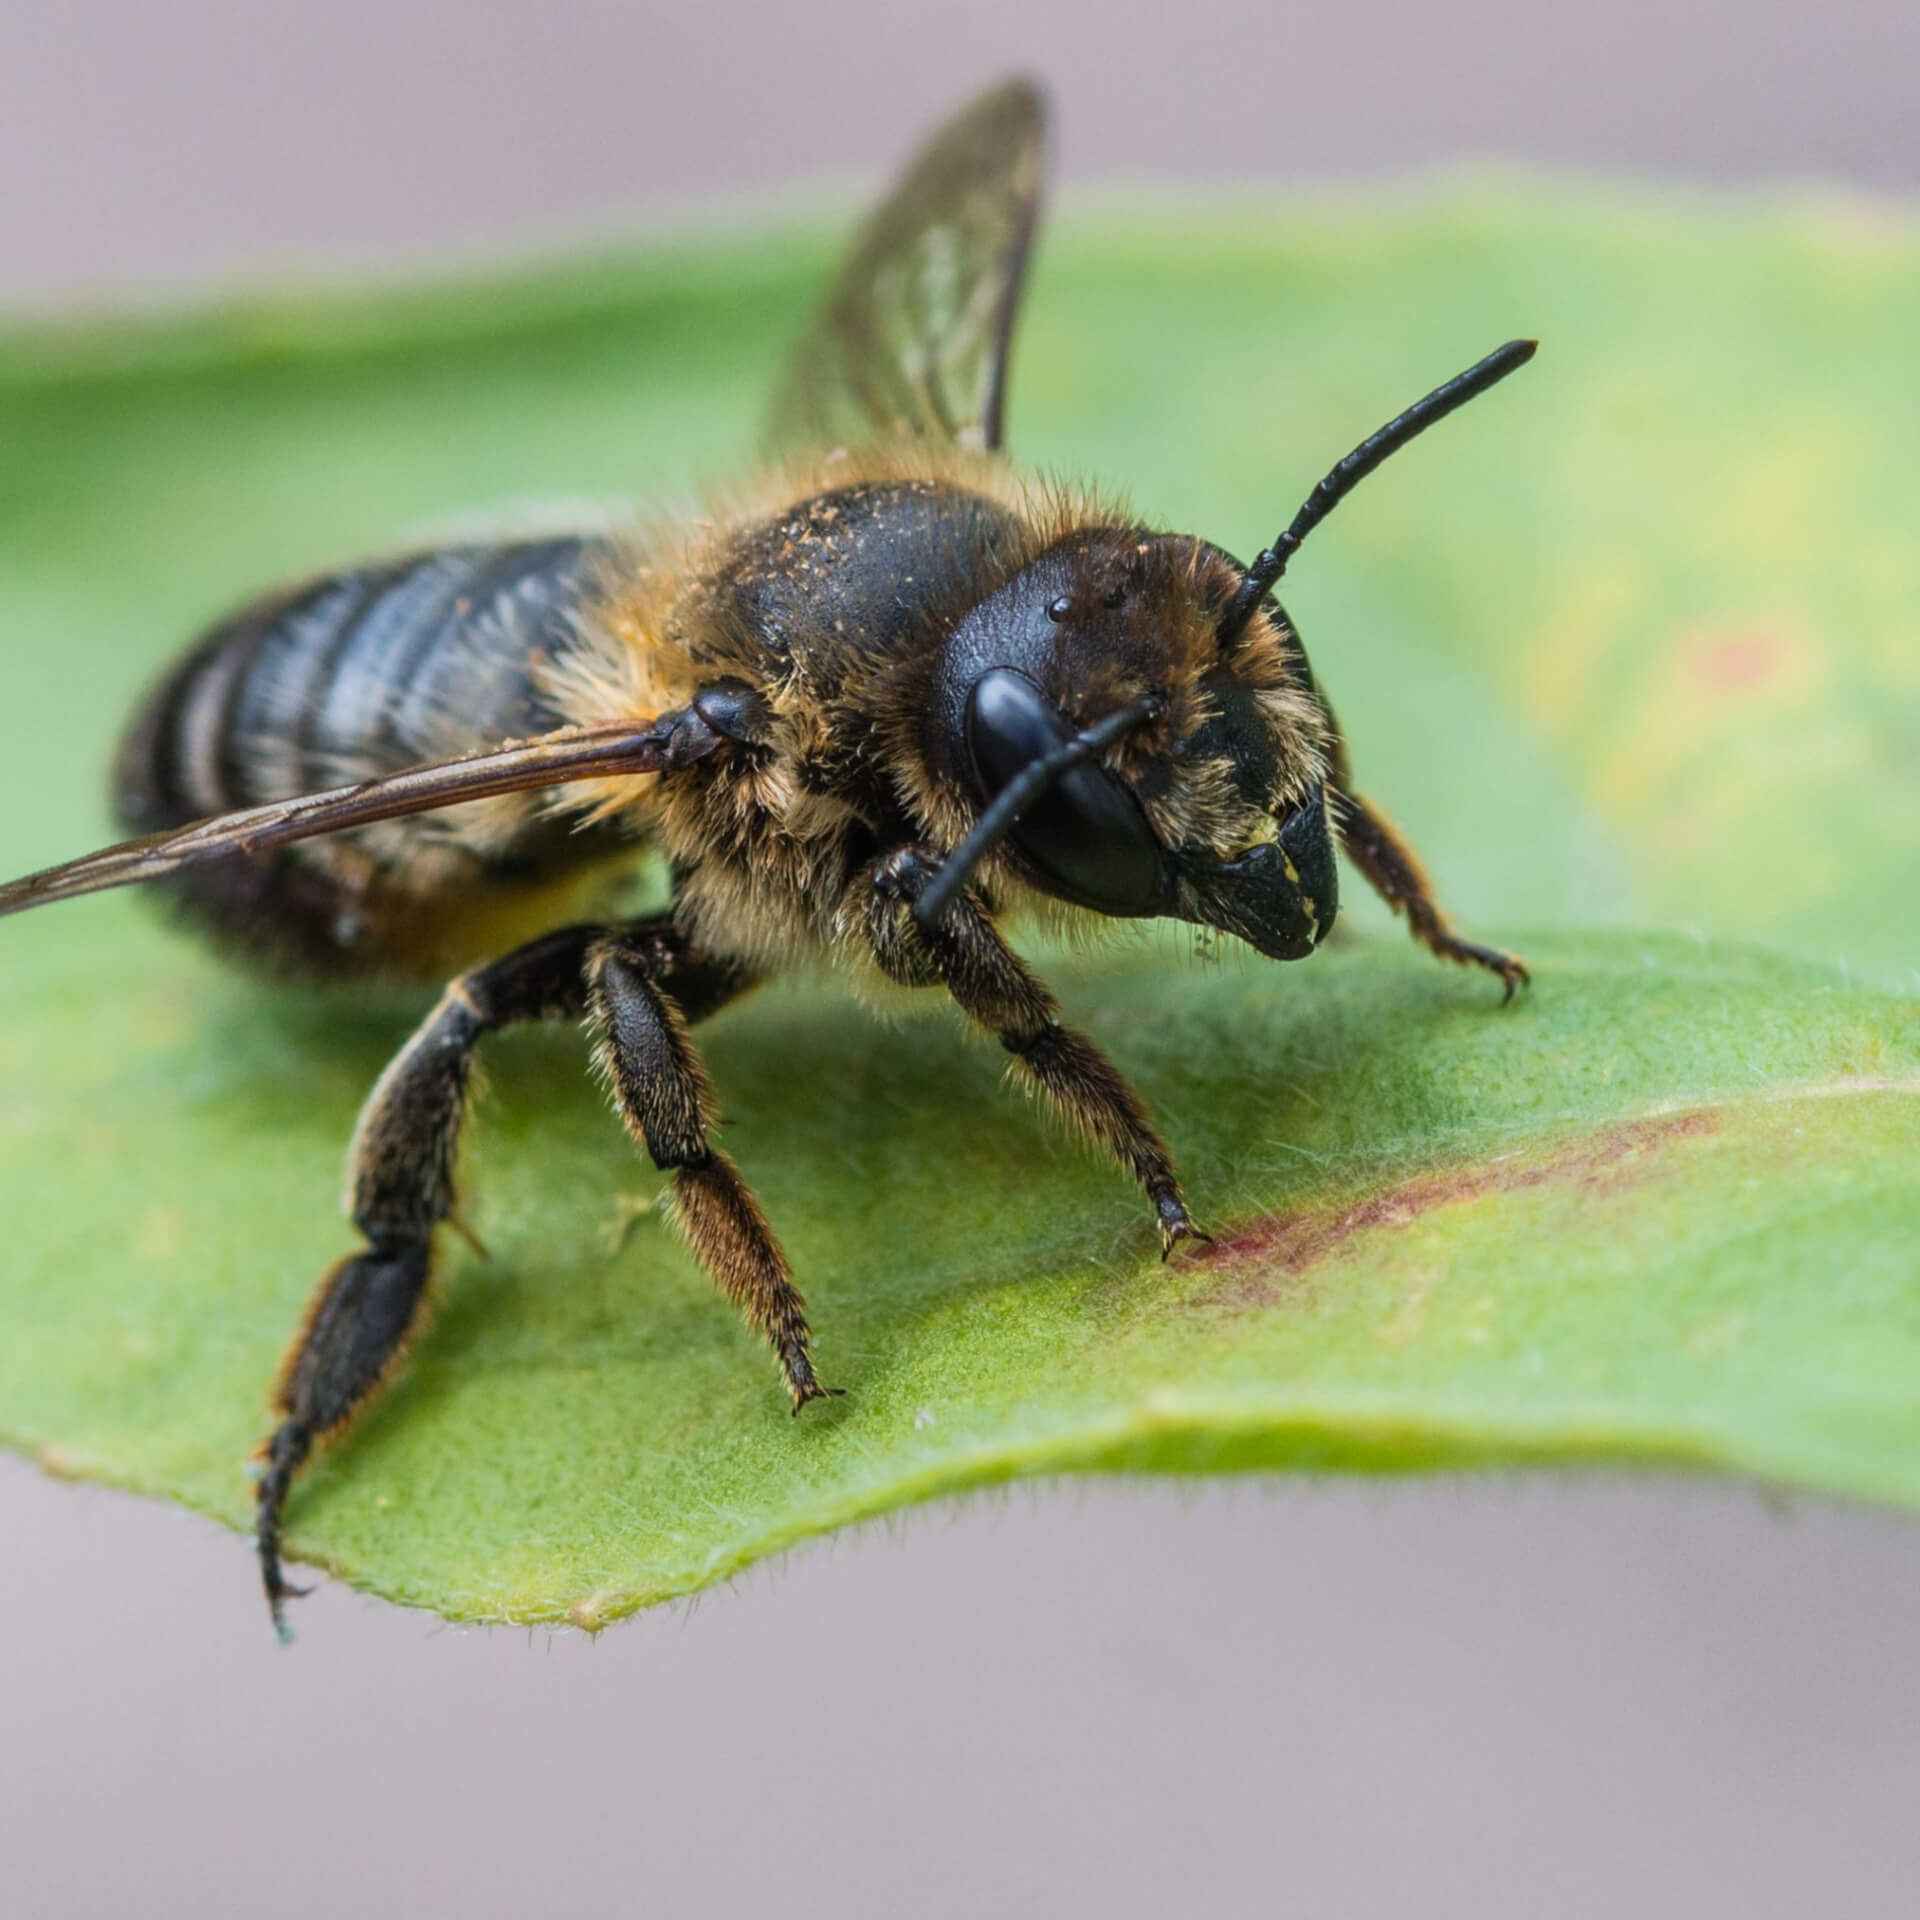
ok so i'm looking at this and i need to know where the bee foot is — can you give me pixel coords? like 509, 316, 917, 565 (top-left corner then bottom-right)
790, 1379, 846, 1416
262, 1563, 314, 1645
1478, 949, 1531, 1003
1433, 935, 1530, 1002
1154, 1191, 1209, 1260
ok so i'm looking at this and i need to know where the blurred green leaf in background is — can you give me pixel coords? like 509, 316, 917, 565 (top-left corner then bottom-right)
0, 189, 1914, 1626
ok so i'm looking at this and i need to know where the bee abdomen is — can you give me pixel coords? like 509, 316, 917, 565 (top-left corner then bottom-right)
115, 537, 620, 975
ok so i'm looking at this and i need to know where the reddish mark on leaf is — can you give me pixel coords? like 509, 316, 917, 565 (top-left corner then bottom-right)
1193, 1108, 1720, 1311
1696, 631, 1782, 693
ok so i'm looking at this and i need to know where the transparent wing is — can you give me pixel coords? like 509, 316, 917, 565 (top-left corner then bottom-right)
766, 77, 1048, 457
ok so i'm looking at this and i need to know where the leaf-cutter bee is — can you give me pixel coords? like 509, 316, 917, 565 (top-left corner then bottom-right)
1, 78, 1535, 1637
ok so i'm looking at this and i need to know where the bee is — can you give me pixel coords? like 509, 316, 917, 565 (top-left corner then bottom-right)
0, 78, 1534, 1637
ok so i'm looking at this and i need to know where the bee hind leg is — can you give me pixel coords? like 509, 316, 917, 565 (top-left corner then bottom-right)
257, 917, 772, 1635
256, 921, 612, 1640
582, 934, 829, 1410
1330, 787, 1529, 1001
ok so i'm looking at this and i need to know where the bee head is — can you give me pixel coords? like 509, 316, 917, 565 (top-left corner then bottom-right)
912, 339, 1539, 952
922, 529, 1338, 960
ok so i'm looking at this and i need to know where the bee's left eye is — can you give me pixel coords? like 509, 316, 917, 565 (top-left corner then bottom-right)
965, 668, 1165, 914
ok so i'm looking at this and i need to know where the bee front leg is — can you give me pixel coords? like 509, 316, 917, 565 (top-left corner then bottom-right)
1331, 787, 1529, 1001
256, 922, 604, 1640
583, 936, 831, 1414
864, 847, 1201, 1255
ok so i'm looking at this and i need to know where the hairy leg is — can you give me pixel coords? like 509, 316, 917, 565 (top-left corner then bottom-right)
584, 935, 829, 1413
256, 917, 755, 1638
864, 846, 1200, 1253
1332, 787, 1529, 1000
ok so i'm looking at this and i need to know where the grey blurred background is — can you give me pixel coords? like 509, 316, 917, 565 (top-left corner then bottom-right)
6, 0, 1919, 307
4, 3, 1918, 1916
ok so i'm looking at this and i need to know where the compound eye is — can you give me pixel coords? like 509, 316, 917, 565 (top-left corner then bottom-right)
964, 668, 1164, 914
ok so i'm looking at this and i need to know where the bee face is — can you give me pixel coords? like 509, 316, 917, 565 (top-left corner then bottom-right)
931, 531, 1337, 957
1172, 778, 1340, 962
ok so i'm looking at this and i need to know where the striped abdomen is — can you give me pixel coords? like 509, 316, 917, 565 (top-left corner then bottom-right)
116, 537, 630, 978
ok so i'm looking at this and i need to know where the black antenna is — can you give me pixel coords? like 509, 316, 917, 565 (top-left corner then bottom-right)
1219, 338, 1538, 643
913, 697, 1160, 934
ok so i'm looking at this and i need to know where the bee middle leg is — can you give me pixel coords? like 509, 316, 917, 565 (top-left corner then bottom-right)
256, 916, 760, 1637
583, 933, 830, 1413
864, 847, 1200, 1254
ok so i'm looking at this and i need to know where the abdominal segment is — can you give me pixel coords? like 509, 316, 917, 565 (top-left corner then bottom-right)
113, 537, 634, 979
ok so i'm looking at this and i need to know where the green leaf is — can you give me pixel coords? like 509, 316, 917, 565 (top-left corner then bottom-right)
1, 188, 1915, 1627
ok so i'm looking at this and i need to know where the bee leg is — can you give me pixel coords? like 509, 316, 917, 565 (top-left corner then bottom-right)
1331, 787, 1530, 1002
256, 923, 604, 1640
865, 847, 1201, 1256
583, 936, 831, 1412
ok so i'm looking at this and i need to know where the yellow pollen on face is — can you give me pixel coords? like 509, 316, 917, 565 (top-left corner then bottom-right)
1230, 815, 1282, 858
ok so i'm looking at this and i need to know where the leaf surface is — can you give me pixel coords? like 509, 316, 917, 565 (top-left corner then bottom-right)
1, 188, 1915, 1624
